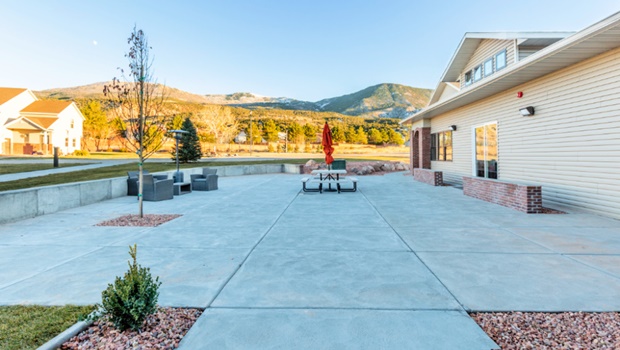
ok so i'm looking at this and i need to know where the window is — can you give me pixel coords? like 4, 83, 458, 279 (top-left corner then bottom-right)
464, 70, 473, 86
70, 119, 75, 129
473, 65, 482, 82
474, 123, 498, 179
431, 130, 452, 161
72, 139, 76, 147
484, 58, 493, 77
65, 138, 69, 147
495, 50, 507, 71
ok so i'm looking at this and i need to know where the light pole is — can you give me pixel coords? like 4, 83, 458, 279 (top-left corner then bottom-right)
170, 129, 189, 183
249, 111, 253, 156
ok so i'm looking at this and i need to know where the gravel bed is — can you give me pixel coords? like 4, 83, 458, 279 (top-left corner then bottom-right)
96, 214, 182, 227
471, 312, 620, 349
61, 307, 202, 349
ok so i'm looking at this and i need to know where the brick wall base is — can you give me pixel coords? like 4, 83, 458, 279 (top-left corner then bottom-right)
463, 176, 543, 213
414, 168, 443, 186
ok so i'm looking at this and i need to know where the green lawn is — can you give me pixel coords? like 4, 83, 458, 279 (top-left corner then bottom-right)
0, 157, 404, 192
0, 305, 95, 350
0, 163, 92, 175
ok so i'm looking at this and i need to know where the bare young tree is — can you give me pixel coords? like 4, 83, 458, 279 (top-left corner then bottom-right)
193, 105, 238, 154
104, 26, 169, 217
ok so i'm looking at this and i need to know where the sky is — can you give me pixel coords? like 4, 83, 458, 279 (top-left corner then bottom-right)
1, 1, 619, 101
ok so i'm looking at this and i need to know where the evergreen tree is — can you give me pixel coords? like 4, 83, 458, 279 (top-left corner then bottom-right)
368, 128, 384, 145
174, 117, 202, 163
262, 119, 280, 142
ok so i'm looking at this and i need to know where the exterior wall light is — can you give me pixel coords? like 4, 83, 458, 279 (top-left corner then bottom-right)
448, 125, 457, 131
520, 106, 535, 116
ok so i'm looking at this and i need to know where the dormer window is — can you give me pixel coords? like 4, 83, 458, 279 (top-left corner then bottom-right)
495, 50, 507, 71
484, 58, 494, 77
464, 71, 473, 86
473, 65, 483, 82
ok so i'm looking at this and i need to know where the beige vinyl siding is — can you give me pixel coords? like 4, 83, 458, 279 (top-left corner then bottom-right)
430, 46, 620, 218
461, 39, 515, 88
518, 46, 546, 61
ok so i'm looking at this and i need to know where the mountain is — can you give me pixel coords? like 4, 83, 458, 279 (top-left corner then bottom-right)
36, 82, 214, 104
36, 82, 432, 119
316, 83, 431, 118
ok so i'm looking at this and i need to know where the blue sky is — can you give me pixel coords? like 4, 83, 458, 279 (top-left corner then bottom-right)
1, 1, 619, 101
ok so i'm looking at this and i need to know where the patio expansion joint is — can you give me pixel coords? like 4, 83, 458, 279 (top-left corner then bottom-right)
359, 190, 468, 313
501, 228, 620, 281
0, 246, 105, 291
207, 306, 465, 312
203, 190, 300, 307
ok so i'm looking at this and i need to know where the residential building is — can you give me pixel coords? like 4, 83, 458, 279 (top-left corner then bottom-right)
401, 12, 620, 219
0, 87, 84, 155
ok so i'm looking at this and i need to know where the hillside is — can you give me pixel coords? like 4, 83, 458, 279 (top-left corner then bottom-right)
36, 82, 432, 119
36, 82, 213, 104
316, 83, 431, 118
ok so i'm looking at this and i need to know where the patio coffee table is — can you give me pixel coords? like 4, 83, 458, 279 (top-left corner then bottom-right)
173, 182, 192, 195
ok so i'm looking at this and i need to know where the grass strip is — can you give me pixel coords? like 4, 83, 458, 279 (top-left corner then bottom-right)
0, 157, 399, 192
0, 163, 92, 175
0, 305, 95, 350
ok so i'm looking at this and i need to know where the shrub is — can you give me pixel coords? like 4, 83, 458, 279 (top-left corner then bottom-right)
72, 149, 90, 157
99, 244, 161, 332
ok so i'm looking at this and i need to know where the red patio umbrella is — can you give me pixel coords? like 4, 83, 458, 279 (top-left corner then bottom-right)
322, 122, 334, 166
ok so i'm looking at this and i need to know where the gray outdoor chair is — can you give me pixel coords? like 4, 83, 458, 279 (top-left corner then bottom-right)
190, 168, 219, 191
141, 174, 174, 201
127, 171, 168, 196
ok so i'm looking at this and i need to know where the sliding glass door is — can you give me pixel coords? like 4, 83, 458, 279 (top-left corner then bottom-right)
474, 123, 497, 179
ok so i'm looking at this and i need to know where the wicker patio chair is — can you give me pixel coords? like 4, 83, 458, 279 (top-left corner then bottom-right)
141, 174, 174, 201
190, 168, 219, 191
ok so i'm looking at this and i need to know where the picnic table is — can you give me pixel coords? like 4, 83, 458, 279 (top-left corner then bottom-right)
302, 169, 357, 193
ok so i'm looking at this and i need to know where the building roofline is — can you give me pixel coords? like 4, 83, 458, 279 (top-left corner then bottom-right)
401, 11, 620, 125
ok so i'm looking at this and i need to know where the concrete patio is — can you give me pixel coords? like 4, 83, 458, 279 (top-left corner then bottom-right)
1, 172, 620, 349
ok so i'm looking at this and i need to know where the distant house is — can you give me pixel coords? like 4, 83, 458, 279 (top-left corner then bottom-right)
0, 87, 84, 155
401, 12, 620, 219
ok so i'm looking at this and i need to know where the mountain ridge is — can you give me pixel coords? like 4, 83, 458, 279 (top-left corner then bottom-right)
35, 82, 432, 118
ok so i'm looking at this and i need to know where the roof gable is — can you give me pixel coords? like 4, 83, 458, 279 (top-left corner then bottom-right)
0, 87, 27, 105
401, 11, 620, 125
20, 100, 72, 114
440, 32, 574, 83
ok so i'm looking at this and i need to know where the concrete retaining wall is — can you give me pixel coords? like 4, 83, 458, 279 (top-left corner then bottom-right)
0, 164, 303, 224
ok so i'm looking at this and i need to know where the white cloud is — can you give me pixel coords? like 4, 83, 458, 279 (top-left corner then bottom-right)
92, 40, 98, 46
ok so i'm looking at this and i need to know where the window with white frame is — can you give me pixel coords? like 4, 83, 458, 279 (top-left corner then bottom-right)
464, 71, 473, 86
430, 130, 453, 161
484, 58, 493, 77
495, 50, 507, 71
473, 65, 483, 82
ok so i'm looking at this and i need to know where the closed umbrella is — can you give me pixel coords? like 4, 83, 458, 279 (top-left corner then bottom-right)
322, 122, 334, 167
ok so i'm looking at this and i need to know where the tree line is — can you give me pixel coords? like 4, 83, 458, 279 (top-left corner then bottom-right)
78, 99, 407, 153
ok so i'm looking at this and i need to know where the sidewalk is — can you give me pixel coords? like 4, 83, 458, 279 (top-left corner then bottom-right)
0, 159, 133, 182
1, 172, 619, 348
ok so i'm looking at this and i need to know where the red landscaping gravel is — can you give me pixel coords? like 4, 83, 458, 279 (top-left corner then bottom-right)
61, 307, 202, 349
96, 214, 182, 227
471, 312, 620, 349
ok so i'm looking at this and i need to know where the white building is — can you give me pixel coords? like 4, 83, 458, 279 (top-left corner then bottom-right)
0, 87, 84, 155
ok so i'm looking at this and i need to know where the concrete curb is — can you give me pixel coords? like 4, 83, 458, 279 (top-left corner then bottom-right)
37, 314, 96, 350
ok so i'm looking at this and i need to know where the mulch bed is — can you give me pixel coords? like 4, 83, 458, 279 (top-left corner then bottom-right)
471, 312, 620, 349
61, 307, 202, 349
96, 214, 182, 227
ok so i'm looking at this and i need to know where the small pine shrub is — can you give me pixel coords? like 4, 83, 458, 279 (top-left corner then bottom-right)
99, 244, 161, 332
